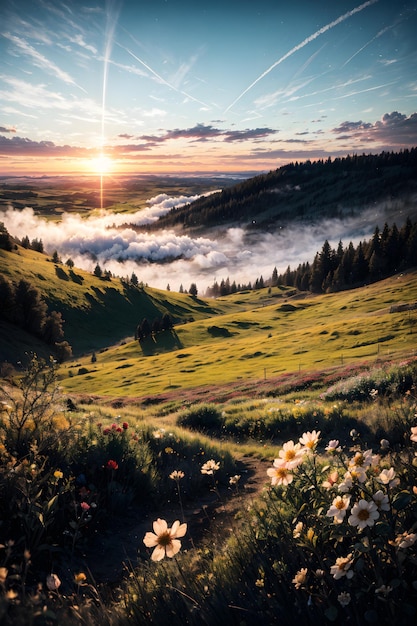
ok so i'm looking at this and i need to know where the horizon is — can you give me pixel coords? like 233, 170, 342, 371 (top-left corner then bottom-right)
1, 0, 417, 176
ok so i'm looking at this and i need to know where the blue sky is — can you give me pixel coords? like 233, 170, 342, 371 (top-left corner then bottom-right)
1, 0, 417, 174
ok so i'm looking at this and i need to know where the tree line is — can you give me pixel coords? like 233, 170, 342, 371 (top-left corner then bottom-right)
206, 218, 417, 297
142, 148, 417, 232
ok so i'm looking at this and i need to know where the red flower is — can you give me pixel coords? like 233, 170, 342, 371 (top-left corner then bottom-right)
103, 427, 110, 435
122, 422, 129, 430
106, 460, 119, 470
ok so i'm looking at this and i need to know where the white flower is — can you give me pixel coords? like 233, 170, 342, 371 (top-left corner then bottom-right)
267, 463, 293, 486
299, 430, 320, 451
326, 494, 351, 524
292, 567, 308, 589
322, 470, 339, 490
293, 521, 303, 538
143, 518, 187, 561
201, 459, 220, 475
348, 499, 379, 529
411, 426, 417, 443
380, 439, 390, 450
349, 449, 374, 470
338, 471, 353, 493
338, 591, 351, 607
229, 474, 241, 486
377, 467, 399, 489
372, 490, 390, 511
325, 439, 341, 453
375, 584, 392, 596
330, 554, 354, 580
169, 470, 185, 481
275, 440, 304, 469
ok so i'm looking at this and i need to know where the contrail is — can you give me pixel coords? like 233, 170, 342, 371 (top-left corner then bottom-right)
341, 24, 394, 68
117, 42, 212, 109
224, 0, 379, 113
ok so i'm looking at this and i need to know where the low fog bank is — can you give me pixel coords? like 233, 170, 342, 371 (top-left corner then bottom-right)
1, 193, 410, 293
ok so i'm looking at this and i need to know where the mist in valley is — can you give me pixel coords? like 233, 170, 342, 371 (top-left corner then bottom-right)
1, 190, 412, 294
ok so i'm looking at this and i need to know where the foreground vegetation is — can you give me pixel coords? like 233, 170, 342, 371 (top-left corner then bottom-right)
1, 354, 417, 625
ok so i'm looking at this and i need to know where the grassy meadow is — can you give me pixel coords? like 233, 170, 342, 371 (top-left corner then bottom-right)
1, 240, 417, 624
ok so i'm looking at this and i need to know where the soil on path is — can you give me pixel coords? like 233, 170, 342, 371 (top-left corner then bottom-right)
75, 455, 271, 586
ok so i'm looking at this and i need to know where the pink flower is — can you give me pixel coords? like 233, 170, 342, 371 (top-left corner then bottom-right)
46, 573, 61, 591
106, 459, 119, 470
80, 501, 90, 511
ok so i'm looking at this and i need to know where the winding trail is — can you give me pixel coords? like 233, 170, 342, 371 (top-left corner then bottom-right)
76, 455, 271, 585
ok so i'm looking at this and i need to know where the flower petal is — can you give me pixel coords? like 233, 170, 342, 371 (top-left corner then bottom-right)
151, 545, 166, 561
153, 518, 168, 535
166, 539, 181, 558
143, 532, 158, 548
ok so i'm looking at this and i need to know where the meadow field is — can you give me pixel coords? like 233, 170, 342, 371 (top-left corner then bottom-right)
1, 238, 417, 624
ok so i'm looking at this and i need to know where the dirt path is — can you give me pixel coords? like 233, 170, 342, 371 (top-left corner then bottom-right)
76, 455, 271, 585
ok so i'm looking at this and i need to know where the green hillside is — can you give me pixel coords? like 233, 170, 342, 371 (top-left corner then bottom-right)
58, 269, 417, 399
0, 244, 244, 361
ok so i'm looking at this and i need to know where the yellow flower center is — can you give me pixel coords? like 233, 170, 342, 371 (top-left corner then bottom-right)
285, 450, 296, 460
335, 499, 345, 510
277, 468, 288, 478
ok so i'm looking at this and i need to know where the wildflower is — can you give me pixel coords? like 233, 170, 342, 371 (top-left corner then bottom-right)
369, 388, 379, 400
410, 426, 417, 443
372, 490, 390, 512
380, 439, 390, 451
0, 567, 8, 584
293, 521, 303, 538
349, 449, 374, 470
53, 470, 63, 480
122, 422, 129, 430
338, 471, 353, 493
201, 459, 220, 475
350, 466, 367, 483
377, 467, 399, 489
299, 430, 320, 451
326, 494, 351, 524
325, 439, 341, 453
275, 440, 304, 469
322, 470, 339, 490
74, 572, 87, 584
80, 502, 90, 512
229, 474, 241, 486
46, 573, 61, 591
348, 499, 379, 529
169, 470, 185, 481
267, 463, 293, 486
375, 584, 392, 596
397, 532, 417, 549
330, 554, 354, 580
103, 427, 111, 435
338, 592, 351, 607
106, 459, 119, 470
292, 567, 308, 589
143, 518, 187, 561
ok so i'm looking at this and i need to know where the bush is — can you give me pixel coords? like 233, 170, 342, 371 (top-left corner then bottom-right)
177, 403, 224, 434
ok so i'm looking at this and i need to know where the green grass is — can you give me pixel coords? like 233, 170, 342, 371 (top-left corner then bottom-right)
59, 270, 417, 398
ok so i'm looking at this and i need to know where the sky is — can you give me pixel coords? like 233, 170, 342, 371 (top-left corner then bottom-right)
1, 0, 417, 176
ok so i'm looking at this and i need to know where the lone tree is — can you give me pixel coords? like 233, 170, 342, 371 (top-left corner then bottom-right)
189, 283, 198, 297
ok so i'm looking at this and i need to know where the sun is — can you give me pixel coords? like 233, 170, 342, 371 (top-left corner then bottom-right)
90, 153, 113, 175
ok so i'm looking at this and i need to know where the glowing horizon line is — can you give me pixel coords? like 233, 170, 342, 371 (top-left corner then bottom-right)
224, 0, 379, 113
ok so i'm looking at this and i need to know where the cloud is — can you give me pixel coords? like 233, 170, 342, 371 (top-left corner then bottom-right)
0, 126, 16, 133
2, 32, 86, 92
332, 111, 417, 144
0, 191, 403, 293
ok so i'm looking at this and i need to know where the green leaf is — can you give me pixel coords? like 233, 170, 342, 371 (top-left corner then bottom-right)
392, 491, 412, 510
324, 605, 338, 621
